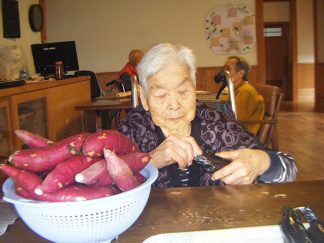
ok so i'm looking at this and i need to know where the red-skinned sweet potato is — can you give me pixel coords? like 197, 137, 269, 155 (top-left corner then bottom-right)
14, 130, 53, 148
34, 184, 116, 202
103, 149, 140, 191
119, 152, 150, 172
15, 184, 35, 199
134, 173, 146, 183
0, 164, 118, 202
9, 133, 90, 172
82, 130, 139, 158
75, 152, 150, 186
75, 159, 114, 186
0, 164, 42, 199
34, 155, 99, 195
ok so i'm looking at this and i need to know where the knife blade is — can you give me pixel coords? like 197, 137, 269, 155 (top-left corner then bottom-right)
193, 153, 231, 173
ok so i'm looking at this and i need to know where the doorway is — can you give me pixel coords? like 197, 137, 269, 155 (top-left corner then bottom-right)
264, 22, 292, 100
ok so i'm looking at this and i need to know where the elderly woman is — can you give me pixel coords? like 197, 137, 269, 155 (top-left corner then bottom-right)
118, 43, 297, 188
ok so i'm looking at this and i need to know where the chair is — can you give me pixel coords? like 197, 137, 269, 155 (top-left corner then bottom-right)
106, 79, 125, 92
74, 70, 104, 99
240, 83, 283, 150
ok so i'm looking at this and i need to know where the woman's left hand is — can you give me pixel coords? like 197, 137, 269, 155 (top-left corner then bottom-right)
211, 149, 270, 185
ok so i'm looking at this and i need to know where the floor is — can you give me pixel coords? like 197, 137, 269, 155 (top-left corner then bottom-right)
278, 100, 324, 181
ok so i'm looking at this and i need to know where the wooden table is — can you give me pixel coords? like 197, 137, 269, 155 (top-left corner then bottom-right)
75, 98, 132, 132
1, 180, 323, 242
74, 91, 220, 132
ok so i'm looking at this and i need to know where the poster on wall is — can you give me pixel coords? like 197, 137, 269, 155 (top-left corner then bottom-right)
205, 5, 255, 54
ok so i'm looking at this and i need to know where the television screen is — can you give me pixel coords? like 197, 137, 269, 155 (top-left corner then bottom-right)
31, 41, 79, 77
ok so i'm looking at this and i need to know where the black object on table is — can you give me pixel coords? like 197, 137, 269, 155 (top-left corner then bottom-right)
0, 80, 25, 89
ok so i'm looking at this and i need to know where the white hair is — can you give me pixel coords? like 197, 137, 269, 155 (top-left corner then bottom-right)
136, 43, 196, 95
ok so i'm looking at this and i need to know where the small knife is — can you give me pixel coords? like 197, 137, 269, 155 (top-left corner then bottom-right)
193, 153, 231, 173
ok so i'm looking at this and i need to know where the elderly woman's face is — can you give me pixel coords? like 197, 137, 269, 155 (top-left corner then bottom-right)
144, 63, 196, 132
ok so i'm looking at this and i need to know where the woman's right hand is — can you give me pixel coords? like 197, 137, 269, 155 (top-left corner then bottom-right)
149, 134, 202, 170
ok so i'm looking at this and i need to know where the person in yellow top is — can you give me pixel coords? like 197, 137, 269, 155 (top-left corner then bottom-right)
220, 56, 265, 135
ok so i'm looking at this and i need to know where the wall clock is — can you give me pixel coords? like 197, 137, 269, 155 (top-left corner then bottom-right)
28, 4, 43, 32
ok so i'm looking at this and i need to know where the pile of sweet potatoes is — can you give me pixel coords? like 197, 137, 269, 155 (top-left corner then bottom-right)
0, 130, 151, 202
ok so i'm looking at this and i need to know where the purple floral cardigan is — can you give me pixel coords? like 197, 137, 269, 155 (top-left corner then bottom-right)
118, 102, 297, 188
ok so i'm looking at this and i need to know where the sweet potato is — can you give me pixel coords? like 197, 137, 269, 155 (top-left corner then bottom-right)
134, 173, 146, 183
35, 184, 116, 202
75, 152, 150, 186
15, 183, 35, 199
9, 133, 90, 172
103, 149, 140, 191
82, 130, 139, 158
14, 130, 53, 148
75, 159, 114, 186
34, 155, 98, 195
0, 164, 117, 202
119, 152, 150, 172
0, 164, 42, 199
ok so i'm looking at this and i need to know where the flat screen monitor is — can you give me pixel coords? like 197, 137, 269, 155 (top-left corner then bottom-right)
31, 41, 79, 77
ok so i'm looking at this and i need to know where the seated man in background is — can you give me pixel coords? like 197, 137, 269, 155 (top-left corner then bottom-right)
220, 56, 265, 135
119, 49, 144, 91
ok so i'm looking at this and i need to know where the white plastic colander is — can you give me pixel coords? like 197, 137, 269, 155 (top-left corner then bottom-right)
2, 164, 158, 243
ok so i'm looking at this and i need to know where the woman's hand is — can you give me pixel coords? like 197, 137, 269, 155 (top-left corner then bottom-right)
149, 134, 202, 170
211, 149, 270, 185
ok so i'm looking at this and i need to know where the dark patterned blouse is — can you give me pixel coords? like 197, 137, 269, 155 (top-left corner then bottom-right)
118, 102, 298, 188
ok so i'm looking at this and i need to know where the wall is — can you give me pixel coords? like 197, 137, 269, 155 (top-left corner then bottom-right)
315, 0, 324, 112
263, 1, 290, 22
297, 0, 314, 64
45, 0, 256, 73
315, 0, 324, 62
0, 0, 41, 76
296, 0, 314, 99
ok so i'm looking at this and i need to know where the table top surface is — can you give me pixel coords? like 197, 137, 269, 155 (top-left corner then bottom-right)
1, 180, 323, 243
75, 97, 132, 110
74, 91, 219, 111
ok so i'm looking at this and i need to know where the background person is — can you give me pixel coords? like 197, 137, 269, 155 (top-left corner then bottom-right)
118, 43, 297, 188
220, 56, 265, 135
119, 49, 144, 91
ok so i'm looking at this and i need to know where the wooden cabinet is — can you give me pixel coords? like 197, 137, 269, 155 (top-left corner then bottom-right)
48, 80, 90, 141
0, 77, 91, 151
0, 98, 12, 186
10, 89, 49, 149
0, 98, 12, 156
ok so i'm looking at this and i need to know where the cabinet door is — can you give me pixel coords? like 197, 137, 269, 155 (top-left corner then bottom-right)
52, 80, 91, 141
10, 90, 49, 150
63, 81, 90, 139
0, 98, 12, 156
0, 99, 11, 186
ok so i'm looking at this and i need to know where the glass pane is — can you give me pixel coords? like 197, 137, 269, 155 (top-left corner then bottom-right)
0, 106, 10, 156
18, 98, 48, 145
264, 27, 282, 37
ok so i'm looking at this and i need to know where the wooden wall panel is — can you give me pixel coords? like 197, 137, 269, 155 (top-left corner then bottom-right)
297, 63, 315, 89
315, 63, 324, 112
297, 63, 315, 101
96, 65, 259, 93
96, 71, 119, 91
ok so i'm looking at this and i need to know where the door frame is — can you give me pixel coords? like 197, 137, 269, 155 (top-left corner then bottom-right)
264, 21, 292, 100
256, 0, 297, 102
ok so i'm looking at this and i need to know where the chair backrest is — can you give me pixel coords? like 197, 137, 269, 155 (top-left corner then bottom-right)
74, 70, 103, 99
254, 83, 283, 147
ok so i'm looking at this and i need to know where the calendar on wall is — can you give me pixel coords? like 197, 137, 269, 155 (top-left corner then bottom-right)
205, 5, 256, 54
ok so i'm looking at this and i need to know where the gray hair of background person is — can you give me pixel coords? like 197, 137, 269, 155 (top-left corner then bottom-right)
137, 43, 197, 95
228, 56, 250, 81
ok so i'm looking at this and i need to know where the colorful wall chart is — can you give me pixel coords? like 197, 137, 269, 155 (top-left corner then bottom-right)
205, 5, 255, 54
